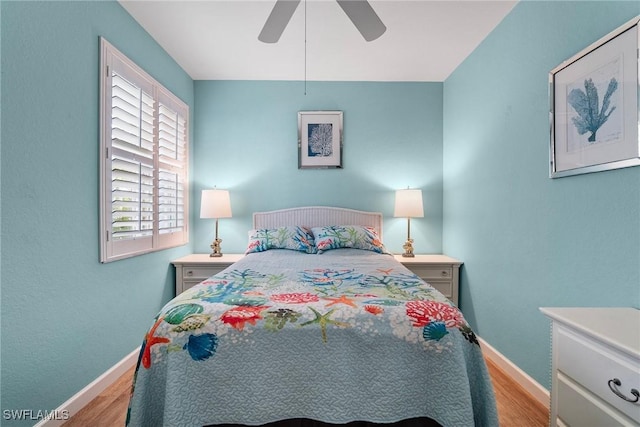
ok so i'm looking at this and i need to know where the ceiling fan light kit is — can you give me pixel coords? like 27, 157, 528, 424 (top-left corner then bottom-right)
258, 0, 386, 44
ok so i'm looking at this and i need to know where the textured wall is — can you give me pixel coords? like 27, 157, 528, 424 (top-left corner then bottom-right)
1, 1, 194, 423
443, 1, 640, 389
192, 80, 444, 256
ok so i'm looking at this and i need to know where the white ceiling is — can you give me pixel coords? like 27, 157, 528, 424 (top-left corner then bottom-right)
118, 0, 517, 82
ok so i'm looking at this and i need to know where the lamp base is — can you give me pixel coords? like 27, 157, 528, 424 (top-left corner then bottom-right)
210, 238, 223, 257
401, 238, 415, 257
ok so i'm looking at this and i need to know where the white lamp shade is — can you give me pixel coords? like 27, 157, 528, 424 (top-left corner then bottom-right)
200, 189, 232, 219
394, 189, 424, 218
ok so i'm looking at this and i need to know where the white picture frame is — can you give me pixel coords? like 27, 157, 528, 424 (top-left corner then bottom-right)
298, 111, 343, 169
549, 16, 640, 178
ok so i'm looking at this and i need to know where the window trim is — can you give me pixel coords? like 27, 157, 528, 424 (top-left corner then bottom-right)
99, 37, 189, 263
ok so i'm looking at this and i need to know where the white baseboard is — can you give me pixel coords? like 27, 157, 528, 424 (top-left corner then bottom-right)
34, 347, 140, 427
479, 337, 550, 409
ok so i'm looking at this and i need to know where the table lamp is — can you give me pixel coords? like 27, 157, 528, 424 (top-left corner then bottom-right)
200, 188, 232, 257
393, 188, 424, 257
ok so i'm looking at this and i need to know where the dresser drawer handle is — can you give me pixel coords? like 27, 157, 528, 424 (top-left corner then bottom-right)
186, 270, 193, 277
441, 271, 449, 277
607, 378, 640, 403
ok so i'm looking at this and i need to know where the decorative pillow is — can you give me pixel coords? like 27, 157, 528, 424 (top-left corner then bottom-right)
311, 225, 391, 254
245, 226, 316, 254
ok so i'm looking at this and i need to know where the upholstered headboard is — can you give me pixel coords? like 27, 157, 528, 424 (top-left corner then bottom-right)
253, 206, 384, 240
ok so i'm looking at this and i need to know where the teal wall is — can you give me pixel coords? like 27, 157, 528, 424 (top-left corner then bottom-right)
443, 1, 640, 389
1, 1, 193, 423
192, 81, 444, 255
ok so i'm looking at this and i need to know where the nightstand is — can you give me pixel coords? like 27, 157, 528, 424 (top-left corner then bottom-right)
172, 254, 244, 295
394, 254, 463, 306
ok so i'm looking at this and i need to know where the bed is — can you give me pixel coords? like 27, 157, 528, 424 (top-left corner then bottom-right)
127, 207, 498, 427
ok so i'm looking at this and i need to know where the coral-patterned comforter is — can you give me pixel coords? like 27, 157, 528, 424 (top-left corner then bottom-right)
127, 249, 498, 427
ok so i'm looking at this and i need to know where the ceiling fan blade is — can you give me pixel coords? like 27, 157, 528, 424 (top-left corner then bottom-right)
258, 0, 301, 43
336, 0, 386, 42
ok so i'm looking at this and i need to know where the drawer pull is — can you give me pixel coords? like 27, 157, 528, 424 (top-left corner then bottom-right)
607, 378, 640, 403
186, 270, 193, 277
441, 271, 448, 277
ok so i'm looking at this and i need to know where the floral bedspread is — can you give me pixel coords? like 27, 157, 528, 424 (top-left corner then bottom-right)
127, 249, 498, 427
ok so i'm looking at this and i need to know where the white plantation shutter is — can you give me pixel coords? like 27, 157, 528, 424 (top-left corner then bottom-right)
157, 93, 188, 242
100, 38, 189, 262
110, 73, 155, 243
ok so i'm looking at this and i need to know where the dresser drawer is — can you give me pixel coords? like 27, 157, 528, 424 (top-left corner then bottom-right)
557, 327, 640, 422
557, 372, 637, 426
408, 265, 453, 280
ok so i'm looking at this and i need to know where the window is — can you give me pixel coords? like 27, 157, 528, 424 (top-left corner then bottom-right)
100, 38, 188, 262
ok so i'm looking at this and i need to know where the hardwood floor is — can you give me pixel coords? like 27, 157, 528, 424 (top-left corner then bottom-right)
64, 359, 549, 427
485, 358, 549, 427
63, 366, 134, 427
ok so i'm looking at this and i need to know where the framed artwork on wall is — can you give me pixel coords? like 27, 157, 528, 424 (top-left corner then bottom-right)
298, 111, 343, 169
549, 15, 640, 178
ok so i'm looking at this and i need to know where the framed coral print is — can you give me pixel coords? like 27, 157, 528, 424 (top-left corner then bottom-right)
549, 16, 640, 178
298, 111, 343, 169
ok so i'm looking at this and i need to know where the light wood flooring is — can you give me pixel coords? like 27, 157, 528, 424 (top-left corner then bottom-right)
64, 358, 549, 427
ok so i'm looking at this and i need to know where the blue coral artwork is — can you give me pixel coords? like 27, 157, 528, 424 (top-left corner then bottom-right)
307, 123, 333, 157
566, 56, 622, 151
298, 111, 342, 168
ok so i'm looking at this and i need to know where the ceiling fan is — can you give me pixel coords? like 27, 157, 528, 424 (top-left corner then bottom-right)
258, 0, 387, 43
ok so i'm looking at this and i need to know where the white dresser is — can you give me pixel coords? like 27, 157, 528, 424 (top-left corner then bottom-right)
540, 307, 640, 427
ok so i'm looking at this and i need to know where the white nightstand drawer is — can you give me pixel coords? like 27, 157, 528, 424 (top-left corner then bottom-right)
409, 266, 453, 280
173, 254, 244, 296
183, 279, 207, 292
557, 373, 637, 427
395, 255, 461, 306
183, 266, 227, 279
557, 327, 640, 421
427, 280, 453, 299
